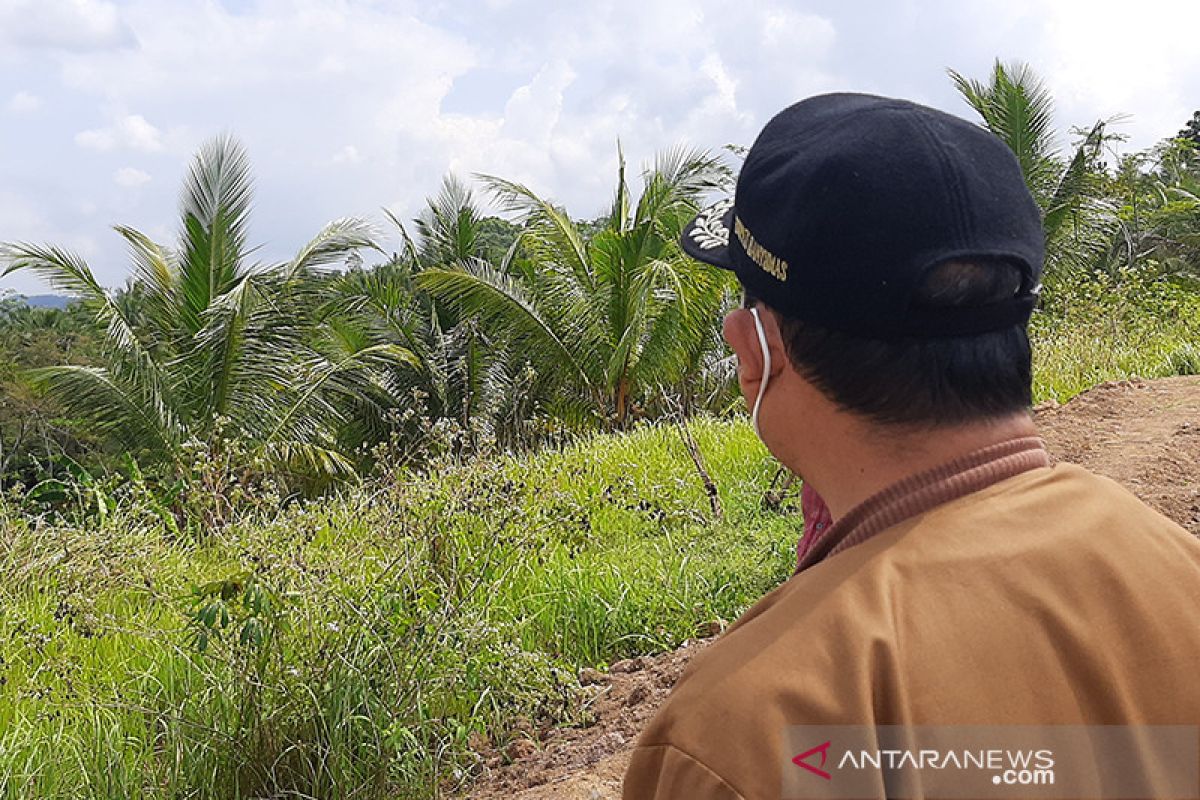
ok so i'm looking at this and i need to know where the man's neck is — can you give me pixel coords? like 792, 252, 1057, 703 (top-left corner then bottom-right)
794, 412, 1040, 522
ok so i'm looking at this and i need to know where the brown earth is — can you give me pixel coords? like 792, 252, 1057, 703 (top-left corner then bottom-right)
464, 376, 1200, 800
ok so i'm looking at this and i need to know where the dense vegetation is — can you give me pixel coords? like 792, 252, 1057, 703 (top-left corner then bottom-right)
0, 61, 1198, 798
0, 419, 794, 797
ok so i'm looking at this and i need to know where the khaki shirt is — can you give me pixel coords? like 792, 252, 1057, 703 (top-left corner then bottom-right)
623, 439, 1200, 798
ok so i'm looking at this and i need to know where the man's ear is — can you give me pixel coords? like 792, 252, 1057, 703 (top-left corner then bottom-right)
723, 307, 787, 384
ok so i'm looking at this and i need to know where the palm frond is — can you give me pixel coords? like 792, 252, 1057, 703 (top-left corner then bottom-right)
0, 242, 175, 407
634, 145, 728, 230
634, 259, 732, 384
190, 272, 262, 420
21, 365, 177, 455
949, 60, 1059, 202
179, 134, 254, 251
113, 226, 178, 328
382, 207, 422, 267
255, 439, 358, 482
261, 342, 419, 450
285, 217, 378, 280
176, 135, 255, 336
414, 174, 485, 266
416, 260, 593, 391
476, 174, 593, 291
207, 292, 321, 432
608, 141, 630, 232
1, 242, 110, 305
1044, 121, 1109, 244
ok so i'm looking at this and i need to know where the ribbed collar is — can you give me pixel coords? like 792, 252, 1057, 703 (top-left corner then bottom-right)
794, 436, 1051, 574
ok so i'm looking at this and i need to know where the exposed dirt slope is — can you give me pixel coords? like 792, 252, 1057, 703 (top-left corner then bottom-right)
1034, 378, 1200, 536
465, 377, 1200, 800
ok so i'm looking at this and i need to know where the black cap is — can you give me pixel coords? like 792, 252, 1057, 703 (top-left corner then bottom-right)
681, 93, 1045, 338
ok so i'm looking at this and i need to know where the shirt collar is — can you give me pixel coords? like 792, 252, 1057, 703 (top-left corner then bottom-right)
794, 436, 1051, 574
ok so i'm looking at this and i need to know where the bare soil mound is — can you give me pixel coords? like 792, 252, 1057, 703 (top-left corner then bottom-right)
465, 377, 1200, 800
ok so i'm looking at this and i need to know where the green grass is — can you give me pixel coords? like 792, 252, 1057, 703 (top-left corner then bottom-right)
1031, 272, 1200, 402
0, 418, 797, 799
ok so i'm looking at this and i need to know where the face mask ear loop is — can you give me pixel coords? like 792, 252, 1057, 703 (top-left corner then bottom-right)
750, 307, 771, 439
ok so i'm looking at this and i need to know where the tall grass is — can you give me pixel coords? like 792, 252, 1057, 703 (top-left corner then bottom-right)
0, 419, 795, 799
1031, 271, 1200, 402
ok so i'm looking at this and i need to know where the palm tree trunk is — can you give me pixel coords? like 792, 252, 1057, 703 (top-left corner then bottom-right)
615, 376, 630, 429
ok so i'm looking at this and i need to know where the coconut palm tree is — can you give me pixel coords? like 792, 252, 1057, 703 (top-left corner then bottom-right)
0, 135, 415, 486
328, 175, 546, 456
415, 146, 735, 429
949, 60, 1117, 278
1109, 138, 1200, 279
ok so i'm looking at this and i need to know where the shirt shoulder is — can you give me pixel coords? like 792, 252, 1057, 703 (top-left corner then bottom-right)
630, 462, 1200, 794
623, 743, 745, 799
629, 538, 896, 798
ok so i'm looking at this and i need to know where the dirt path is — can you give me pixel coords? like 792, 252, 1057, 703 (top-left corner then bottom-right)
1033, 378, 1200, 535
465, 377, 1200, 800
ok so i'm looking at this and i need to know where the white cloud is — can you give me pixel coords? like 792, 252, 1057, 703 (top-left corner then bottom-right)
74, 128, 115, 150
894, 0, 1200, 151
75, 114, 165, 152
1030, 0, 1200, 149
499, 60, 576, 144
697, 54, 740, 117
120, 114, 164, 151
114, 167, 151, 187
6, 0, 1197, 300
370, 1, 842, 219
3, 0, 845, 292
331, 145, 362, 165
761, 7, 837, 52
0, 191, 101, 295
7, 91, 41, 113
0, 0, 135, 51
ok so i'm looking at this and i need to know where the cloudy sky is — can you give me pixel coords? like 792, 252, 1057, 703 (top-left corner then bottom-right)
2, 0, 1197, 295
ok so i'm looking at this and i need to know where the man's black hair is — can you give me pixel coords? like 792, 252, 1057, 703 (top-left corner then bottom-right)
759, 259, 1033, 428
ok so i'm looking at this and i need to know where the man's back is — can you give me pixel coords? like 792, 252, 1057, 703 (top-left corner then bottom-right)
655, 91, 1200, 799
624, 462, 1200, 798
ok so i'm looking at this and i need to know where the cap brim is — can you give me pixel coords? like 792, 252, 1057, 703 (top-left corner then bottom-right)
680, 199, 736, 270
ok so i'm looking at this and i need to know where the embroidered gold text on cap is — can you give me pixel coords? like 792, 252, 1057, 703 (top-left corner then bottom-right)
734, 216, 788, 282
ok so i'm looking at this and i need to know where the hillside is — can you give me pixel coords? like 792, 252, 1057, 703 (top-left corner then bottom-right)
12, 294, 71, 309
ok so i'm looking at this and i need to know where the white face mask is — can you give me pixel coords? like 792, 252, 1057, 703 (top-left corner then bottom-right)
749, 306, 771, 441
